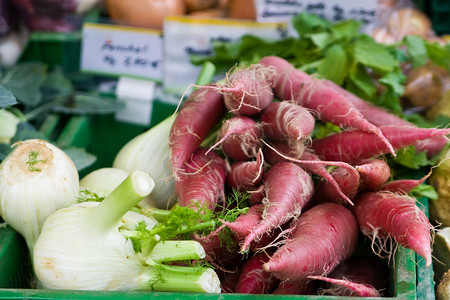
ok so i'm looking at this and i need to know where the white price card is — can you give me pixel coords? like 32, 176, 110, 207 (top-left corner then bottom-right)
80, 23, 163, 82
255, 0, 379, 28
163, 16, 289, 95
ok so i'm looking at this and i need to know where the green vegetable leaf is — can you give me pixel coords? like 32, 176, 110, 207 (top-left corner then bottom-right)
404, 35, 428, 68
313, 122, 341, 139
411, 184, 438, 201
346, 63, 377, 101
62, 147, 97, 172
317, 44, 349, 85
377, 69, 406, 112
309, 32, 332, 49
330, 19, 361, 41
0, 62, 47, 107
425, 40, 450, 71
51, 94, 124, 115
0, 85, 17, 108
41, 67, 74, 101
352, 35, 399, 74
390, 146, 432, 169
291, 12, 331, 36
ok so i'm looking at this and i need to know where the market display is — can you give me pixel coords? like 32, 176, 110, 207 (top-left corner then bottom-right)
1, 0, 450, 299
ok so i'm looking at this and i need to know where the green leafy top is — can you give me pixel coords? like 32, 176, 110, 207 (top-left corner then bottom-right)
191, 12, 450, 116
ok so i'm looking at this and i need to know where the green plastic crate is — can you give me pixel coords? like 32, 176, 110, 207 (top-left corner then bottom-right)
0, 222, 423, 299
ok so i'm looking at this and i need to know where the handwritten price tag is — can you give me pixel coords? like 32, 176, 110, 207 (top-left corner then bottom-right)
255, 0, 378, 28
163, 16, 288, 94
80, 23, 163, 81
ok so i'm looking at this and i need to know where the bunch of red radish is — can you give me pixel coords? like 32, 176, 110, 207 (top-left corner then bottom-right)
169, 56, 449, 296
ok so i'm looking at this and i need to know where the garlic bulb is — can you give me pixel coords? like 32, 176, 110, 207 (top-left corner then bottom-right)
0, 139, 79, 253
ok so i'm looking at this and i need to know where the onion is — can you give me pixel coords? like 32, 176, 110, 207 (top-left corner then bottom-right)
228, 0, 255, 20
188, 8, 226, 18
403, 63, 447, 109
106, 0, 186, 30
184, 0, 217, 13
387, 7, 432, 40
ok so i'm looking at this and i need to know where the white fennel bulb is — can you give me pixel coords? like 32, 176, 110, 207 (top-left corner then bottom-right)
33, 170, 221, 293
0, 139, 79, 253
113, 116, 176, 209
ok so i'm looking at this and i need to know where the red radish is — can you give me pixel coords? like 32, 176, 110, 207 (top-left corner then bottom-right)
311, 125, 450, 164
175, 148, 227, 211
220, 204, 281, 251
170, 86, 226, 179
222, 204, 265, 242
209, 116, 262, 161
356, 158, 391, 191
272, 280, 317, 295
263, 202, 359, 282
308, 256, 387, 297
259, 56, 396, 157
240, 162, 314, 253
248, 185, 265, 206
313, 166, 361, 205
380, 171, 431, 193
322, 79, 448, 157
260, 101, 315, 142
235, 252, 279, 294
263, 141, 357, 205
351, 191, 433, 267
226, 149, 264, 191
221, 64, 275, 116
193, 231, 242, 269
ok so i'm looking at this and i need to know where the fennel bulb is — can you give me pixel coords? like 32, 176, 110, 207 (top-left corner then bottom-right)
0, 139, 79, 253
113, 116, 176, 209
33, 170, 221, 293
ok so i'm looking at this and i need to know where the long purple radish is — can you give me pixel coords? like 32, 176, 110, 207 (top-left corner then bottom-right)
227, 149, 264, 191
351, 191, 433, 267
313, 166, 360, 206
259, 55, 396, 157
209, 116, 262, 161
263, 202, 359, 283
380, 171, 431, 193
323, 78, 448, 157
175, 148, 227, 211
260, 101, 315, 142
311, 125, 450, 164
170, 86, 226, 179
263, 141, 357, 205
356, 158, 391, 191
240, 162, 314, 253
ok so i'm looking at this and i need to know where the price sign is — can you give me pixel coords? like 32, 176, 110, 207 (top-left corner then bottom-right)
80, 23, 163, 81
255, 0, 378, 28
163, 16, 288, 94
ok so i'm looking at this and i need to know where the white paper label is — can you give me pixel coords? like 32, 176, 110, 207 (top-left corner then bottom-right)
114, 77, 156, 126
255, 0, 378, 27
163, 16, 289, 95
81, 23, 163, 81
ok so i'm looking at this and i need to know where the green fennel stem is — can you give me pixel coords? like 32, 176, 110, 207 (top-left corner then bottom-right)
148, 240, 205, 263
140, 206, 172, 223
93, 171, 154, 231
139, 264, 219, 293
